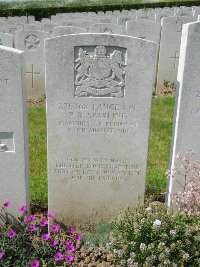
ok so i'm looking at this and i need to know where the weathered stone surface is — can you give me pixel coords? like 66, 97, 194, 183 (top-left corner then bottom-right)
45, 34, 156, 225
126, 20, 161, 44
0, 46, 29, 216
52, 26, 87, 37
167, 22, 200, 206
0, 32, 13, 47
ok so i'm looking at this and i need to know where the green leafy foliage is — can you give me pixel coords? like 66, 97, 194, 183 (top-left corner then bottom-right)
108, 202, 200, 267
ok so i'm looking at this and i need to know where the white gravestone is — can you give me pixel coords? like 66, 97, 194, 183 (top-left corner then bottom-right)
156, 16, 195, 92
45, 34, 156, 225
15, 30, 47, 99
0, 45, 29, 216
41, 22, 58, 37
167, 22, 200, 206
0, 33, 13, 47
52, 26, 87, 37
118, 16, 136, 31
126, 20, 161, 44
5, 25, 23, 35
126, 20, 161, 84
90, 23, 124, 35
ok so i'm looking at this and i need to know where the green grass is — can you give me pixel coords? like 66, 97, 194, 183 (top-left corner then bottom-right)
146, 97, 175, 194
28, 106, 47, 206
82, 223, 114, 245
28, 96, 175, 206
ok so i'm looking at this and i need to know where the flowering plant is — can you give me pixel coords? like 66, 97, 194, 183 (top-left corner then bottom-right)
170, 150, 200, 216
0, 202, 81, 266
107, 202, 200, 267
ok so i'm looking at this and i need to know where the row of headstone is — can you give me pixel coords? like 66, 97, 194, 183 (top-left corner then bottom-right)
0, 6, 200, 100
0, 32, 156, 222
1, 20, 199, 223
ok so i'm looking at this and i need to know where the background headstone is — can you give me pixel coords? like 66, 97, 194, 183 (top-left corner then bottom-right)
90, 23, 124, 34
52, 26, 87, 37
15, 30, 47, 99
0, 33, 14, 47
167, 21, 200, 206
156, 16, 195, 92
126, 20, 161, 44
0, 45, 29, 217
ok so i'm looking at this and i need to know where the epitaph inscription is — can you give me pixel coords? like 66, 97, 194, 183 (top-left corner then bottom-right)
74, 46, 126, 98
54, 157, 142, 182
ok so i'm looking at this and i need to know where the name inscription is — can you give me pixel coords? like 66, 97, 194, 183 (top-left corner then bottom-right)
57, 102, 138, 134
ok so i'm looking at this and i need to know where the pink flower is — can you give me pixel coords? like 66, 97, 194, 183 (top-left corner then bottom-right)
30, 259, 40, 267
7, 229, 16, 238
41, 234, 50, 240
39, 219, 48, 227
24, 215, 36, 223
50, 224, 59, 232
3, 201, 10, 208
66, 244, 75, 252
74, 234, 81, 241
29, 224, 37, 232
28, 215, 36, 221
63, 241, 71, 247
47, 212, 55, 218
19, 205, 27, 213
0, 252, 5, 260
50, 240, 58, 247
65, 253, 74, 263
67, 225, 75, 233
54, 252, 63, 262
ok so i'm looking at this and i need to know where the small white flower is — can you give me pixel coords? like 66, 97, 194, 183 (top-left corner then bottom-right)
140, 243, 147, 251
146, 207, 152, 211
153, 219, 162, 226
127, 258, 133, 264
170, 230, 176, 237
130, 252, 136, 258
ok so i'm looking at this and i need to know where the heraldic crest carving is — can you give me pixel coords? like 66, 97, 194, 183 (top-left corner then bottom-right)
74, 46, 126, 97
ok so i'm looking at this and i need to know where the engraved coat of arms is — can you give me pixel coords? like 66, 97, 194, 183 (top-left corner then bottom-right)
74, 46, 126, 97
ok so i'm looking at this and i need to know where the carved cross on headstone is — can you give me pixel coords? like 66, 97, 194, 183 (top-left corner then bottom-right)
26, 64, 40, 88
0, 140, 7, 152
170, 51, 179, 70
